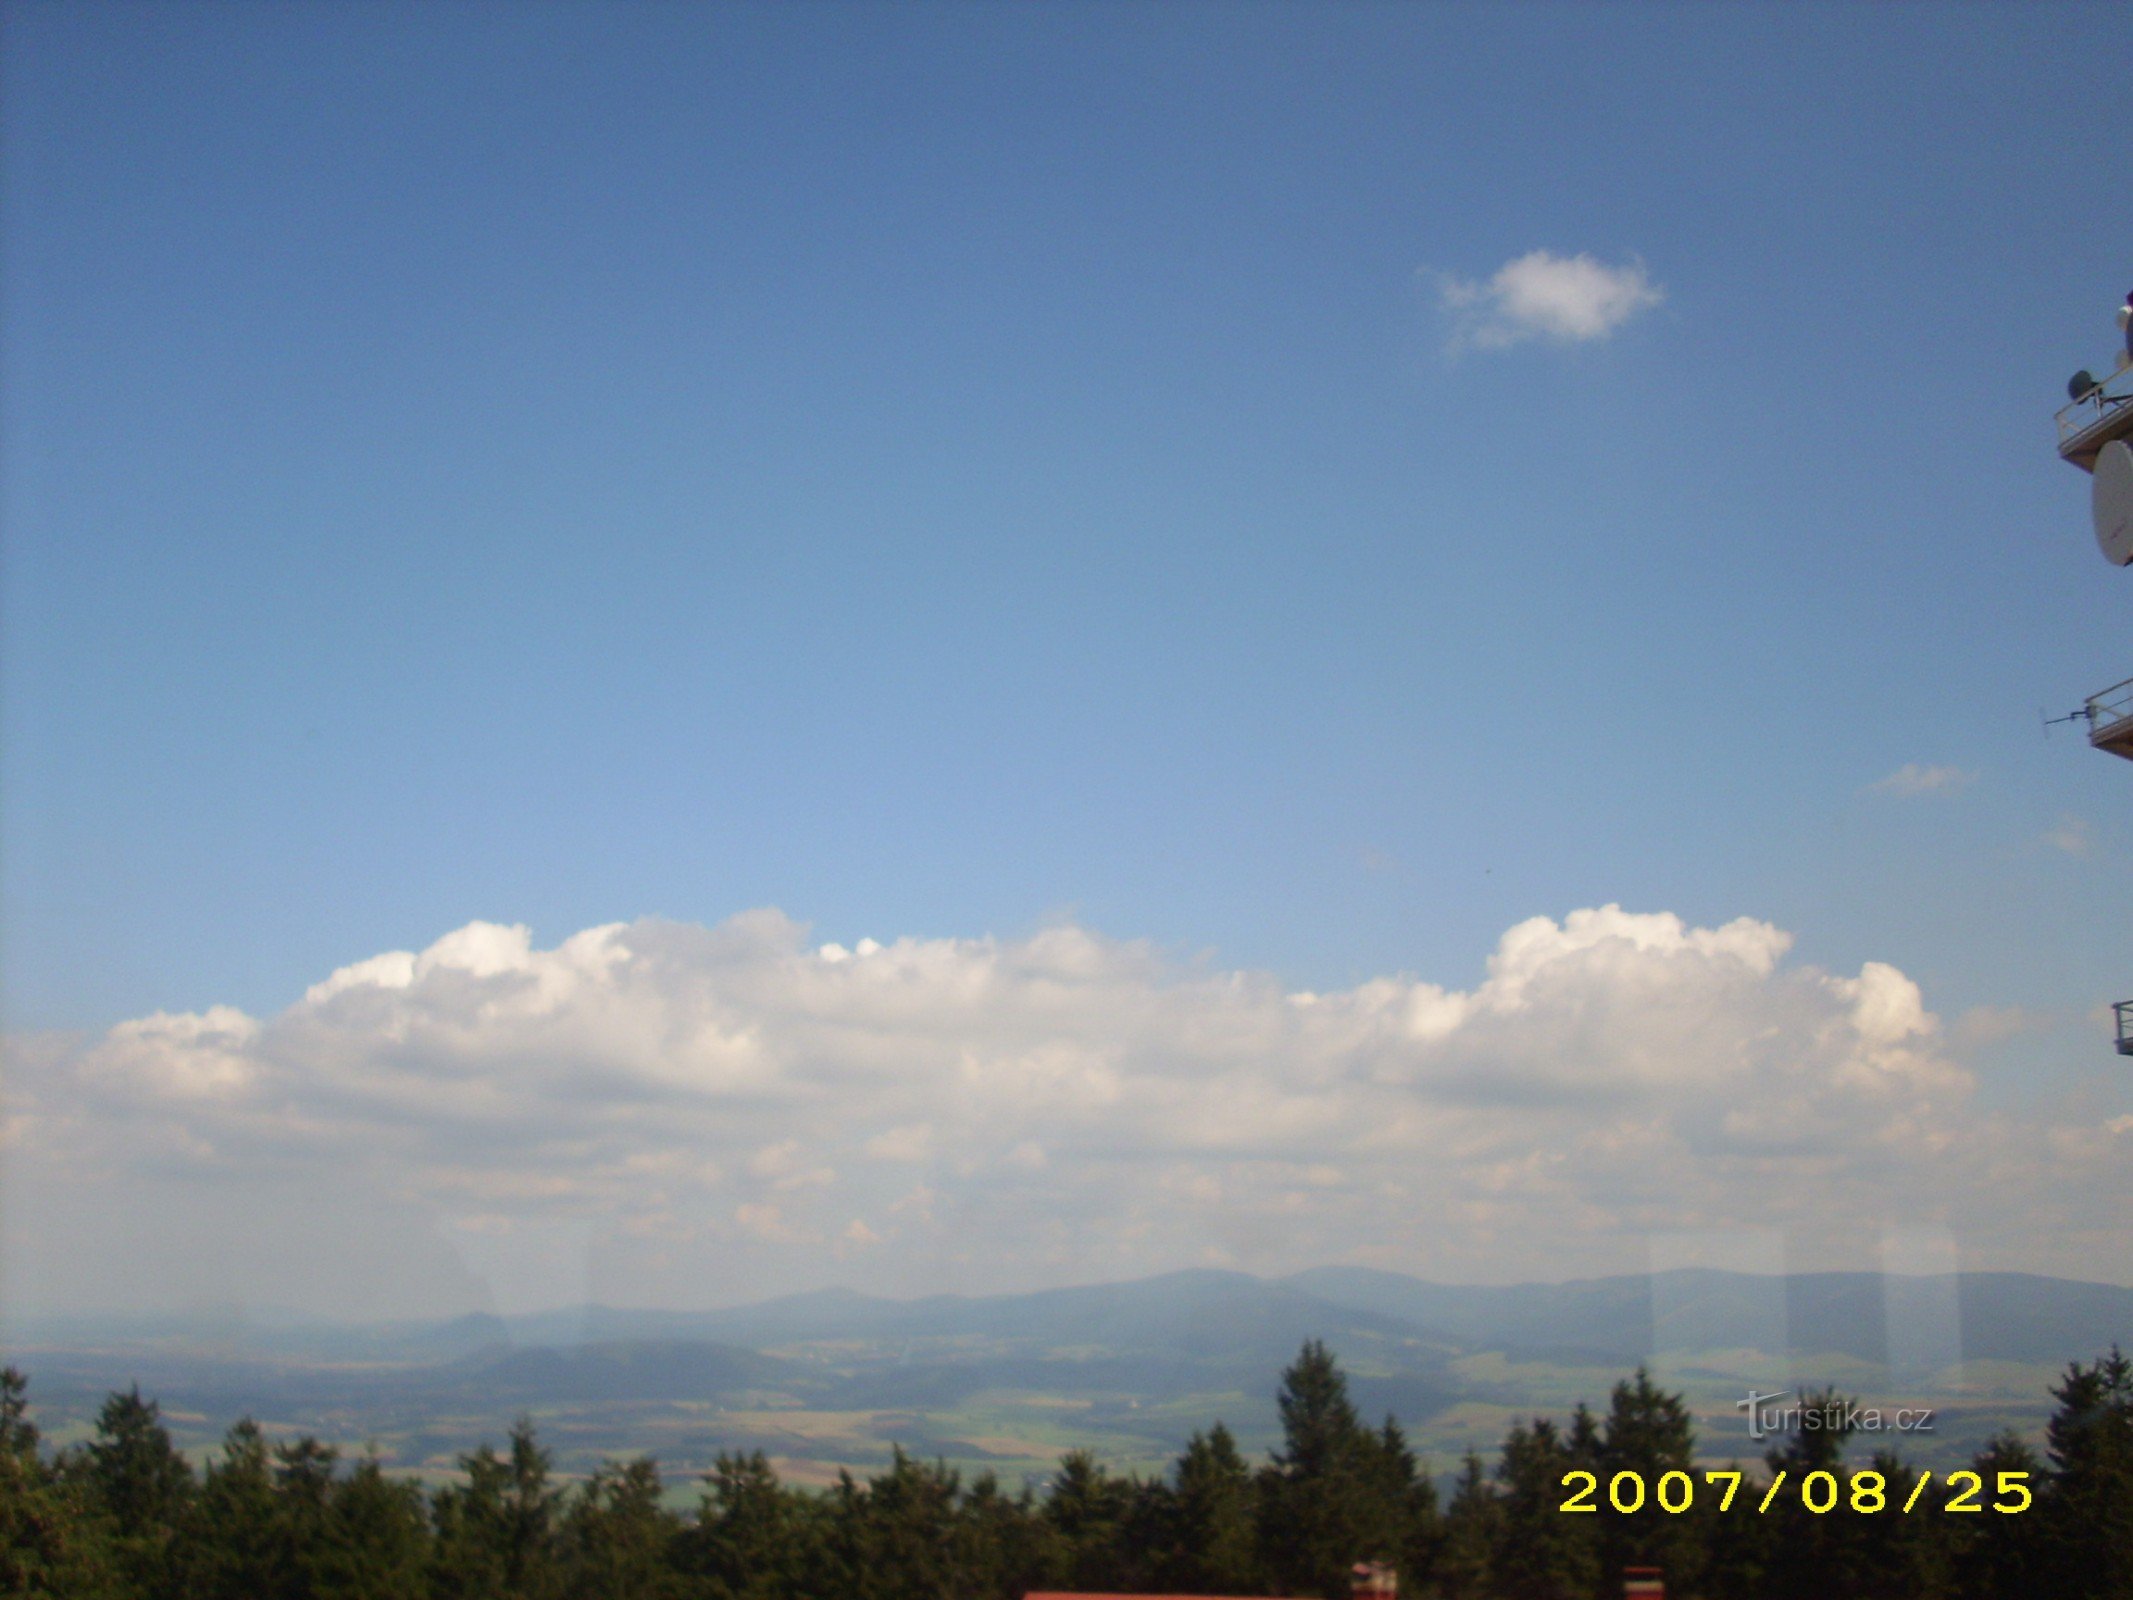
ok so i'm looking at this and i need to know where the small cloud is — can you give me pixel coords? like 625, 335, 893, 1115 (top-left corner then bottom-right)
1867, 763, 1976, 798
1439, 250, 1663, 350
747, 1140, 801, 1179
2044, 814, 2094, 856
889, 1184, 937, 1222
747, 1140, 834, 1191
836, 1218, 883, 1257
733, 1202, 816, 1245
863, 1123, 934, 1163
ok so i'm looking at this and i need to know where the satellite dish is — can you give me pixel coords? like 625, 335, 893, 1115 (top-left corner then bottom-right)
2071, 369, 2101, 402
2095, 438, 2133, 566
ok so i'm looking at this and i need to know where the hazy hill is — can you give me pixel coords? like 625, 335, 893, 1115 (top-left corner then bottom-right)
434, 1339, 800, 1404
7, 1266, 2124, 1481
14, 1266, 2128, 1378
1285, 1265, 2133, 1367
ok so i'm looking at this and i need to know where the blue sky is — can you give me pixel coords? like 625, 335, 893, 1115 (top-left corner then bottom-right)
2, 3, 2128, 1314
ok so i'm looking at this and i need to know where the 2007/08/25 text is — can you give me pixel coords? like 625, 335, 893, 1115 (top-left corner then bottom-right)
1558, 1469, 2031, 1516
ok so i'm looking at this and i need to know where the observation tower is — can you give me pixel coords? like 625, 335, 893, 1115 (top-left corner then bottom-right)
2055, 294, 2133, 1054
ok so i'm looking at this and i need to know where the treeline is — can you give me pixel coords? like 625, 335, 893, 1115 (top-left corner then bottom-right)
3, 1343, 2130, 1600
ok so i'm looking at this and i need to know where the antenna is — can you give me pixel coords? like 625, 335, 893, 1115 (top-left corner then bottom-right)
2043, 704, 2095, 737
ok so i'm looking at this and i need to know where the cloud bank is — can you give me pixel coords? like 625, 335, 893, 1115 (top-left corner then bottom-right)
4, 906, 2125, 1316
1440, 250, 1663, 350
1868, 763, 1977, 798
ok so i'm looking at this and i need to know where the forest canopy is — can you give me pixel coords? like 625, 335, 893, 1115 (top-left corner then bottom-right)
2, 1342, 2128, 1600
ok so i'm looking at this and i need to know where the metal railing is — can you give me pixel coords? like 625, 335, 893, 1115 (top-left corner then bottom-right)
2115, 1001, 2132, 1057
2088, 676, 2133, 739
2057, 359, 2133, 452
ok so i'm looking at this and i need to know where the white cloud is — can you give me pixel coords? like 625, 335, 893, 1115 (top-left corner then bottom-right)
2043, 813, 2094, 856
865, 1123, 935, 1163
1867, 763, 1976, 797
5, 905, 2127, 1313
734, 1201, 815, 1246
1439, 250, 1663, 350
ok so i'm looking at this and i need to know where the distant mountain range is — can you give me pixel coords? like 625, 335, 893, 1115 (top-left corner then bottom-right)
7, 1266, 2125, 1478
1283, 1265, 2133, 1368
14, 1264, 2128, 1385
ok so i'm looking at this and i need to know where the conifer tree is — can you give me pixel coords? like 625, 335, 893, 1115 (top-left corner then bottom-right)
73, 1386, 194, 1595
675, 1450, 824, 1600
960, 1469, 1062, 1600
180, 1419, 283, 1600
1490, 1417, 1597, 1600
1434, 1452, 1500, 1600
1164, 1425, 1261, 1594
430, 1418, 561, 1600
78, 1388, 195, 1541
1850, 1448, 1952, 1600
0, 1369, 125, 1600
1044, 1449, 1137, 1591
559, 1457, 684, 1600
1756, 1388, 1862, 1600
826, 1448, 973, 1600
1595, 1367, 1701, 1595
0, 1371, 37, 1463
2042, 1347, 2133, 1600
324, 1453, 430, 1600
275, 1433, 342, 1597
1956, 1431, 2047, 1600
1257, 1341, 1412, 1600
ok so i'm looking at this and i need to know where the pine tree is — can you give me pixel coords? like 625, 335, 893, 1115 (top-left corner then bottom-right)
960, 1469, 1062, 1600
431, 1419, 560, 1600
1756, 1388, 1863, 1600
1490, 1418, 1598, 1600
276, 1434, 342, 1598
674, 1450, 824, 1600
0, 1371, 38, 1463
179, 1418, 284, 1600
78, 1387, 195, 1540
826, 1448, 973, 1600
323, 1453, 431, 1600
0, 1369, 126, 1600
1044, 1449, 1136, 1591
1595, 1367, 1702, 1596
1258, 1341, 1412, 1600
2042, 1348, 2133, 1600
1956, 1431, 2047, 1600
1434, 1452, 1500, 1600
559, 1457, 684, 1600
1850, 1449, 1952, 1600
501, 1418, 560, 1600
1163, 1425, 1261, 1594
72, 1386, 194, 1595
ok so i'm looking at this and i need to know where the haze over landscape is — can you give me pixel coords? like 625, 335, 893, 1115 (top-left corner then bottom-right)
2, 0, 2128, 1471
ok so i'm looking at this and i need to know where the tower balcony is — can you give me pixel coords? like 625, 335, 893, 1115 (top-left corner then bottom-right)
2089, 677, 2133, 761
2059, 360, 2133, 470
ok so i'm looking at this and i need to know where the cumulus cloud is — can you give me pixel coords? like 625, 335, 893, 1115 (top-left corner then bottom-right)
1867, 763, 1976, 798
4, 906, 2126, 1314
1439, 250, 1663, 350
